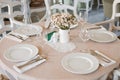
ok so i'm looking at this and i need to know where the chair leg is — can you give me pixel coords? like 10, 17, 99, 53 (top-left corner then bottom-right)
90, 0, 93, 10
113, 70, 119, 80
86, 1, 89, 21
97, 0, 100, 9
0, 18, 4, 28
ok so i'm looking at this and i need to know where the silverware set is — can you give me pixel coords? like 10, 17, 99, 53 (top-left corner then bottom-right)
87, 26, 102, 30
90, 50, 111, 63
17, 55, 46, 69
9, 33, 24, 41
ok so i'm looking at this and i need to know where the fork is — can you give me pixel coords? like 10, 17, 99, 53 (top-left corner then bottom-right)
87, 26, 102, 30
9, 33, 24, 41
17, 56, 44, 69
90, 50, 111, 63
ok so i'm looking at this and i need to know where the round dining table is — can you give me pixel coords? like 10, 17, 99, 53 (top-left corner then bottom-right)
0, 22, 120, 80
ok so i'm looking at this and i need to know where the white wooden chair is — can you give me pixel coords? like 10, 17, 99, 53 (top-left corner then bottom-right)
97, 0, 103, 9
0, 0, 26, 39
43, 0, 93, 22
30, 0, 45, 14
21, 0, 46, 23
43, 0, 79, 21
76, 0, 93, 21
94, 0, 120, 32
113, 68, 120, 80
93, 0, 120, 78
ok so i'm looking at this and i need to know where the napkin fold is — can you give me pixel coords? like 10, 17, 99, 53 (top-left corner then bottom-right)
87, 26, 106, 31
5, 32, 28, 42
13, 55, 46, 73
93, 50, 116, 67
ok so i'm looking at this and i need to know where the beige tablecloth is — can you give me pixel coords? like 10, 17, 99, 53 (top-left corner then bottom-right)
0, 23, 120, 80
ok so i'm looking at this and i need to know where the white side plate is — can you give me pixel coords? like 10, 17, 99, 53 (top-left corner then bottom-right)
4, 44, 38, 62
61, 53, 99, 74
89, 30, 117, 43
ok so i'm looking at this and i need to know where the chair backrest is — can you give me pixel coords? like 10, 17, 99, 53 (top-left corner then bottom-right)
0, 0, 25, 26
110, 0, 120, 31
44, 0, 78, 20
94, 0, 120, 31
75, 0, 93, 21
111, 0, 120, 20
0, 0, 26, 39
28, 0, 46, 23
44, 0, 93, 22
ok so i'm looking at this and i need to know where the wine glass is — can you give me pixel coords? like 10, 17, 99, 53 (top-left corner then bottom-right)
78, 11, 89, 42
79, 24, 90, 53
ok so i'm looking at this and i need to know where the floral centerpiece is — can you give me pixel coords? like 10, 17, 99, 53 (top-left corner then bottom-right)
50, 13, 77, 43
51, 13, 77, 30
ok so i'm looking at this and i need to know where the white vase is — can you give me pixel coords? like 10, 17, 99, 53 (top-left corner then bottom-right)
59, 29, 70, 43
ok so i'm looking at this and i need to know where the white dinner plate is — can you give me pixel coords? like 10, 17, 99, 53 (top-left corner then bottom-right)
89, 30, 117, 43
4, 44, 38, 62
14, 25, 42, 36
61, 53, 99, 74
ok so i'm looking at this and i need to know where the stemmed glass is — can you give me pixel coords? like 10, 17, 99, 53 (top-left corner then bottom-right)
78, 11, 89, 41
78, 11, 90, 52
79, 25, 90, 42
79, 24, 90, 53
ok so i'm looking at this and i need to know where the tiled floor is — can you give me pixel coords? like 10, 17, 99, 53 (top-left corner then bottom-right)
88, 7, 105, 23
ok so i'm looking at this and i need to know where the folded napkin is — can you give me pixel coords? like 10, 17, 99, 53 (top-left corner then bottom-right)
13, 55, 46, 73
87, 26, 106, 31
5, 32, 28, 42
46, 31, 57, 41
93, 50, 116, 67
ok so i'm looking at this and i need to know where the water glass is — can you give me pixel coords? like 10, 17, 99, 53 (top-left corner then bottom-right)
79, 26, 89, 42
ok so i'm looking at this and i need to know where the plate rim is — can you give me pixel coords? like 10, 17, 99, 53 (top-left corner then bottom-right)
14, 25, 43, 36
89, 30, 117, 43
70, 23, 78, 29
61, 53, 99, 74
4, 44, 38, 62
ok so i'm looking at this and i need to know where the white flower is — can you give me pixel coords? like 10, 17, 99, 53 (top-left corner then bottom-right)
51, 13, 77, 30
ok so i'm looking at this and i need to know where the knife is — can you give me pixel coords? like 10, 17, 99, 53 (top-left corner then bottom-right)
29, 34, 37, 37
17, 56, 44, 69
9, 33, 24, 41
87, 27, 102, 30
90, 50, 111, 63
